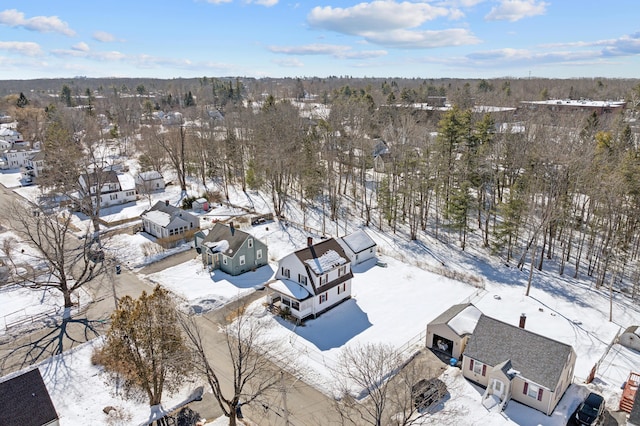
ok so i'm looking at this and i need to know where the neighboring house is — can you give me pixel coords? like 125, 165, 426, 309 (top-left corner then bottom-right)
426, 303, 482, 361
195, 222, 268, 276
135, 170, 165, 193
266, 237, 353, 321
619, 326, 640, 352
78, 170, 137, 208
0, 368, 59, 426
0, 127, 22, 143
22, 150, 46, 180
462, 314, 576, 416
628, 383, 640, 426
0, 146, 40, 170
338, 229, 377, 266
141, 200, 199, 239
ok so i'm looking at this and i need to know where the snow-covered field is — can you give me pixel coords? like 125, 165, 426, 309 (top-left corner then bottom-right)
1, 169, 639, 425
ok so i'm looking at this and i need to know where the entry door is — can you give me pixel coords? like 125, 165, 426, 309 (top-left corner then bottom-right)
492, 379, 504, 399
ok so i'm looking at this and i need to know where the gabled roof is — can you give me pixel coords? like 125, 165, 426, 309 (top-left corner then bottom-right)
295, 238, 348, 274
463, 315, 574, 390
138, 170, 163, 181
429, 303, 482, 336
201, 222, 254, 258
340, 229, 376, 254
81, 169, 119, 188
0, 368, 58, 426
142, 201, 193, 227
267, 279, 311, 301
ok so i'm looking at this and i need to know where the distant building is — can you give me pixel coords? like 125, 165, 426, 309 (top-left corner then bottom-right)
521, 99, 626, 115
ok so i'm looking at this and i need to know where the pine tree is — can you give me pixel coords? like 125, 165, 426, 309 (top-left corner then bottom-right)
95, 286, 192, 412
16, 92, 29, 108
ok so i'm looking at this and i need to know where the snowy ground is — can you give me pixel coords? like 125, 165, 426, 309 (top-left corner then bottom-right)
1, 170, 639, 425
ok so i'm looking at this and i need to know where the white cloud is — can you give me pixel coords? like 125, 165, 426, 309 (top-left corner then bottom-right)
72, 42, 90, 52
0, 9, 75, 36
0, 41, 42, 56
485, 0, 548, 22
269, 43, 388, 59
308, 1, 451, 34
93, 31, 117, 42
273, 58, 304, 67
307, 1, 480, 49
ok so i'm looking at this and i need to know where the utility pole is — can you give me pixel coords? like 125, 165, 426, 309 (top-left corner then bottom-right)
281, 371, 290, 426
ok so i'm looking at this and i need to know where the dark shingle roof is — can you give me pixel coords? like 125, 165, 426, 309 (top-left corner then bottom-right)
463, 315, 574, 390
630, 386, 640, 425
294, 238, 353, 294
0, 368, 58, 426
202, 222, 252, 258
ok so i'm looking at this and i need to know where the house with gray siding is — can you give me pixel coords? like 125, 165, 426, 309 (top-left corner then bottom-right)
462, 314, 576, 416
196, 222, 268, 276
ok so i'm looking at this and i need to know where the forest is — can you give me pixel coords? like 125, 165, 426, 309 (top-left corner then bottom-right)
3, 75, 640, 306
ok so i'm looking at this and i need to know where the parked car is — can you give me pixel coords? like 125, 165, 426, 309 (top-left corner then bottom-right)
411, 378, 447, 411
575, 392, 605, 425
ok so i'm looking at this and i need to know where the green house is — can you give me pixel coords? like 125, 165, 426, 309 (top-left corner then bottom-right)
194, 222, 268, 276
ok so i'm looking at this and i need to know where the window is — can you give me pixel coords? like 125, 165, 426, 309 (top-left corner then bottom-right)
338, 266, 346, 276
110, 194, 118, 200
256, 249, 263, 259
281, 267, 290, 278
319, 274, 329, 285
319, 293, 328, 304
239, 255, 246, 265
337, 283, 347, 294
223, 256, 228, 265
298, 274, 307, 285
523, 383, 543, 401
248, 238, 253, 248
469, 359, 486, 376
291, 301, 300, 310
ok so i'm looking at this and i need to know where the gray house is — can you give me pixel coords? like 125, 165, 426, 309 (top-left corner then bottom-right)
462, 314, 576, 416
141, 200, 199, 239
195, 222, 268, 276
0, 368, 59, 426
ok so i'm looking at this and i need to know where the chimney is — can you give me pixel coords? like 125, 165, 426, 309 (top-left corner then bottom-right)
307, 236, 313, 247
519, 313, 526, 329
165, 200, 169, 206
230, 222, 235, 236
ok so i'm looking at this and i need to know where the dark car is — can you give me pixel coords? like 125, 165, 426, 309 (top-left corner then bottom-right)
575, 392, 605, 425
411, 378, 447, 411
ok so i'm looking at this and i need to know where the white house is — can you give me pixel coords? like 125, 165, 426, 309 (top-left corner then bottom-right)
78, 170, 136, 208
266, 237, 353, 321
0, 127, 22, 144
135, 170, 165, 193
0, 146, 40, 170
141, 200, 199, 239
22, 150, 45, 180
338, 229, 377, 266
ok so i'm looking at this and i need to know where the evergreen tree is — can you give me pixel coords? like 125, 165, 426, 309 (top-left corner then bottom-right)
16, 92, 28, 108
95, 286, 192, 411
60, 84, 72, 107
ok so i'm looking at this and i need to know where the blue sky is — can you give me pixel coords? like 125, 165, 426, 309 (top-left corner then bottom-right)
0, 1, 639, 80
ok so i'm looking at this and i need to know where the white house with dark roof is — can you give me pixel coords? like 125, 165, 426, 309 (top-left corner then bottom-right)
266, 237, 353, 321
426, 303, 482, 360
462, 314, 576, 415
141, 200, 199, 239
338, 229, 377, 266
78, 170, 136, 208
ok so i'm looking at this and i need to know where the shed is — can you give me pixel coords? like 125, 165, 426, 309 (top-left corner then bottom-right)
338, 229, 377, 266
192, 198, 209, 212
620, 326, 640, 352
0, 368, 59, 426
426, 303, 482, 360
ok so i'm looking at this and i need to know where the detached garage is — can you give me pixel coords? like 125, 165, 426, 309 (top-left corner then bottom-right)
426, 303, 482, 361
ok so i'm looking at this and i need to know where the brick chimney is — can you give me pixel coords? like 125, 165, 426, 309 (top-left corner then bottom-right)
230, 222, 235, 236
307, 236, 313, 247
519, 313, 526, 329
165, 200, 169, 206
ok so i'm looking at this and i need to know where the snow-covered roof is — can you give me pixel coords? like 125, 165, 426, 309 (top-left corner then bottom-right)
203, 239, 229, 253
268, 279, 310, 300
117, 173, 136, 191
448, 305, 482, 336
138, 170, 162, 180
143, 210, 171, 227
341, 229, 376, 254
304, 249, 347, 274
